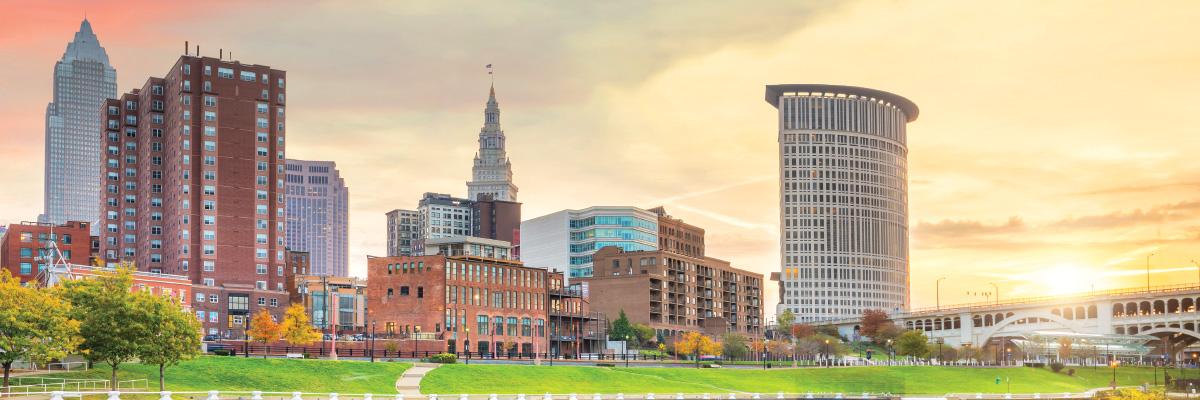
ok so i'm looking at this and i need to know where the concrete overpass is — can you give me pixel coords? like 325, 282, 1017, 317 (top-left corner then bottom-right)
825, 283, 1200, 362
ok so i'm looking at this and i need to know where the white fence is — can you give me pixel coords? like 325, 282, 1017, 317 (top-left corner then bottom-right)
0, 378, 146, 397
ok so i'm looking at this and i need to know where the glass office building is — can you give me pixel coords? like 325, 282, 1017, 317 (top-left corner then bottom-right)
522, 206, 659, 279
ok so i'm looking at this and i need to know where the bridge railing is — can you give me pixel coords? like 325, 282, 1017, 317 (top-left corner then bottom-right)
903, 283, 1200, 316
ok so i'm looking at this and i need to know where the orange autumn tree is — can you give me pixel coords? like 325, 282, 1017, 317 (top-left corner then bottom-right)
675, 331, 722, 368
246, 309, 281, 357
280, 304, 321, 346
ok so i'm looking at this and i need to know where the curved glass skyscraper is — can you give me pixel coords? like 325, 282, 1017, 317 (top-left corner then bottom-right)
767, 84, 918, 323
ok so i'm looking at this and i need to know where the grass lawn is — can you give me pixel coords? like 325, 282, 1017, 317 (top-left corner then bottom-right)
50, 356, 411, 394
421, 364, 1165, 395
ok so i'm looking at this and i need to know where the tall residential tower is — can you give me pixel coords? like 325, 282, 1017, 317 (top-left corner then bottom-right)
285, 159, 349, 277
42, 19, 117, 226
466, 85, 518, 202
767, 84, 918, 323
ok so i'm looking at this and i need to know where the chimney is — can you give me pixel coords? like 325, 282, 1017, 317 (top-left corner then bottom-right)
185, 41, 189, 55
219, 49, 223, 60
196, 45, 200, 56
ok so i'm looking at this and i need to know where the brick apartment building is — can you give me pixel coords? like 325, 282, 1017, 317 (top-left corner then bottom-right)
1, 221, 93, 282
99, 52, 290, 337
366, 253, 551, 356
580, 208, 764, 341
547, 273, 607, 356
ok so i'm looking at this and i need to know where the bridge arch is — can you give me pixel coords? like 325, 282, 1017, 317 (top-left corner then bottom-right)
977, 310, 1083, 344
1139, 327, 1200, 341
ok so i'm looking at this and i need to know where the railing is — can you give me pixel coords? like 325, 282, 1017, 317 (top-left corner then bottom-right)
903, 283, 1200, 316
0, 378, 145, 396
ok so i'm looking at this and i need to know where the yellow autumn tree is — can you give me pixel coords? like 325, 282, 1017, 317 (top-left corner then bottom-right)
279, 304, 321, 345
675, 331, 722, 368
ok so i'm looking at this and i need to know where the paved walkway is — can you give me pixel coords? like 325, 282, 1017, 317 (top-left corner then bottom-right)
396, 363, 441, 395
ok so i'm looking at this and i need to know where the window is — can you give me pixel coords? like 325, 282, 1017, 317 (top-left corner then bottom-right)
417, 287, 424, 298
256, 147, 268, 157
257, 297, 266, 306
241, 71, 257, 82
256, 132, 268, 142
196, 293, 205, 303
256, 264, 267, 274
204, 111, 216, 121
204, 141, 216, 151
399, 286, 409, 296
257, 103, 268, 114
203, 245, 215, 255
217, 67, 234, 79
256, 118, 269, 129
256, 281, 267, 290
204, 96, 217, 107
270, 298, 278, 307
208, 311, 218, 323
204, 126, 216, 136
203, 278, 215, 287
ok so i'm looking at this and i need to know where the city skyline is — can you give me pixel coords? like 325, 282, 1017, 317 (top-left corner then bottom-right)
1, 1, 1199, 312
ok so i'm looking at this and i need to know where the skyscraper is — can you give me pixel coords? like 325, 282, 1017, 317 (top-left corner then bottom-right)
285, 159, 349, 277
42, 19, 117, 226
766, 84, 918, 323
466, 85, 518, 202
100, 53, 290, 336
521, 206, 659, 279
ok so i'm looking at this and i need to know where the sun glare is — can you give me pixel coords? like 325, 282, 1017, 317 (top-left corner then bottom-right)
1037, 265, 1094, 296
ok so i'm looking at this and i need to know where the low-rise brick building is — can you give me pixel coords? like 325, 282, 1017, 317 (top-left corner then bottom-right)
1, 221, 93, 283
583, 245, 764, 341
366, 253, 550, 356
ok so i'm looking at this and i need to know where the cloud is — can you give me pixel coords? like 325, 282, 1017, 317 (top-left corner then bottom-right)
1053, 200, 1200, 229
915, 217, 1025, 238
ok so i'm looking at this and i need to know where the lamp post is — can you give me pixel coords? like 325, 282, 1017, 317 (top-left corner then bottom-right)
1006, 347, 1012, 366
936, 277, 946, 311
1192, 260, 1200, 287
243, 314, 250, 358
1110, 359, 1119, 389
625, 334, 631, 368
465, 327, 471, 365
413, 325, 421, 359
989, 282, 1000, 305
370, 321, 377, 363
824, 339, 831, 368
1146, 253, 1155, 293
764, 339, 770, 369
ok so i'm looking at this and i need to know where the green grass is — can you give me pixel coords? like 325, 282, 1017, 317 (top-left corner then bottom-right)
421, 364, 1165, 395
50, 356, 411, 393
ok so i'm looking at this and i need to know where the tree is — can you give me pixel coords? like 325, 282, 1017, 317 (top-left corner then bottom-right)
608, 309, 635, 341
1057, 337, 1073, 361
674, 331, 721, 368
60, 267, 148, 389
791, 323, 816, 339
795, 337, 822, 361
895, 330, 930, 359
246, 309, 282, 357
279, 304, 320, 345
873, 322, 903, 345
721, 333, 749, 360
859, 309, 891, 340
135, 292, 201, 391
777, 310, 795, 337
0, 271, 80, 391
631, 323, 655, 348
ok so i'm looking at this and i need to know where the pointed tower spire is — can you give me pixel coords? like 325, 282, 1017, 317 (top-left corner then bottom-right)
468, 76, 517, 202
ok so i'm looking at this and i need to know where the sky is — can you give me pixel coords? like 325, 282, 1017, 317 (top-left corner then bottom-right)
2, 0, 1199, 311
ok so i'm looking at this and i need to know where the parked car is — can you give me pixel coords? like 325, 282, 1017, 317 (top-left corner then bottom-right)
203, 334, 221, 342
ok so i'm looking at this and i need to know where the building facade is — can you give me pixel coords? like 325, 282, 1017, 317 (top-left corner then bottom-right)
42, 19, 118, 226
414, 193, 473, 255
466, 85, 518, 202
766, 84, 918, 323
99, 53, 291, 336
583, 246, 764, 340
284, 159, 349, 277
0, 221, 93, 283
471, 195, 521, 257
521, 206, 659, 279
386, 209, 419, 256
425, 236, 514, 260
288, 274, 367, 334
366, 253, 550, 356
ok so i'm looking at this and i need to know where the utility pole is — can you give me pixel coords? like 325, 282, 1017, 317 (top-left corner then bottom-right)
989, 282, 1000, 305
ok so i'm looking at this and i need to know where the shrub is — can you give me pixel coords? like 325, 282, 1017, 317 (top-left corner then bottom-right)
1066, 368, 1075, 376
1024, 362, 1046, 368
426, 353, 458, 364
1049, 362, 1065, 373
596, 363, 616, 367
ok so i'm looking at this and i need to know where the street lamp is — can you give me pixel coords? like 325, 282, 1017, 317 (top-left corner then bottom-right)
936, 277, 946, 311
1006, 347, 1012, 366
1192, 260, 1200, 288
370, 321, 377, 363
764, 339, 770, 370
1110, 359, 1120, 389
887, 339, 894, 366
465, 327, 471, 365
989, 282, 1000, 305
1146, 253, 1155, 293
824, 339, 831, 368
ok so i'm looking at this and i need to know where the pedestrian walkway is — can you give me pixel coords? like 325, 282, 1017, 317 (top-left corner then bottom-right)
396, 363, 441, 395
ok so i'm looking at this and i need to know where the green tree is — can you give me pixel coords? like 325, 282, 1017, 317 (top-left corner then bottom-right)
135, 293, 201, 391
631, 323, 655, 348
280, 304, 320, 345
777, 310, 795, 338
895, 330, 930, 358
60, 267, 147, 389
721, 333, 749, 360
0, 271, 80, 391
608, 309, 635, 341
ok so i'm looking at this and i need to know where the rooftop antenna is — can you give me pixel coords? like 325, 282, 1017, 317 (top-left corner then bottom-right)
219, 48, 223, 60
185, 40, 189, 56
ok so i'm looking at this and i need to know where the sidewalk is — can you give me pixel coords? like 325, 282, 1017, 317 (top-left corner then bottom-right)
396, 363, 441, 395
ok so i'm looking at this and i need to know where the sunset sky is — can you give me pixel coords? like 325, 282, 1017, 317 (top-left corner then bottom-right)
2, 0, 1198, 311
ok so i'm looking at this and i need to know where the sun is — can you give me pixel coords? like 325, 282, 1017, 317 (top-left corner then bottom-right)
1037, 265, 1095, 296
